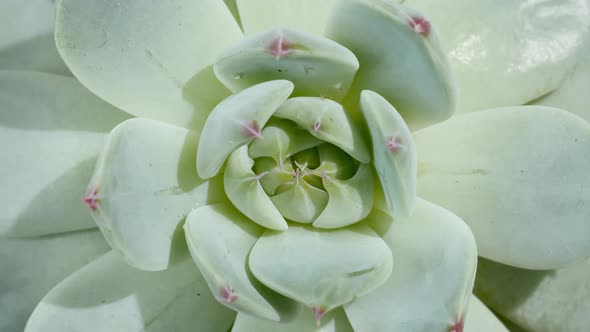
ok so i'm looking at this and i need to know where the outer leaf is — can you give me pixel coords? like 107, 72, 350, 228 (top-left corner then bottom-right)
24, 251, 236, 332
249, 223, 393, 316
326, 0, 456, 130
224, 146, 288, 230
359, 90, 416, 219
232, 307, 354, 332
464, 296, 509, 332
274, 97, 370, 163
197, 80, 294, 179
184, 204, 298, 321
415, 106, 590, 269
55, 0, 243, 128
346, 198, 477, 332
236, 0, 336, 35
87, 118, 225, 271
214, 28, 359, 101
475, 257, 590, 332
0, 0, 53, 48
0, 71, 128, 237
533, 51, 590, 122
406, 0, 590, 112
0, 230, 109, 332
0, 0, 69, 75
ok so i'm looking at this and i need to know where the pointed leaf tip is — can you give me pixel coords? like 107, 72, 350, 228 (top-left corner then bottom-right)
184, 204, 298, 321
360, 90, 417, 219
196, 80, 294, 179
224, 146, 288, 230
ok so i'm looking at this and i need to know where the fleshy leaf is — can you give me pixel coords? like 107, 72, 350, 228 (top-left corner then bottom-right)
360, 90, 416, 219
232, 307, 354, 332
464, 296, 509, 332
55, 0, 243, 128
254, 157, 295, 196
346, 198, 477, 332
313, 164, 374, 228
248, 119, 323, 163
236, 0, 336, 35
406, 0, 590, 113
1, 0, 54, 49
87, 118, 225, 271
326, 0, 456, 130
249, 223, 393, 317
274, 97, 370, 163
0, 230, 109, 332
316, 144, 358, 180
184, 204, 298, 321
215, 28, 359, 101
224, 146, 288, 230
197, 80, 294, 179
533, 52, 590, 123
475, 257, 590, 332
0, 71, 129, 237
0, 0, 70, 75
415, 106, 590, 269
24, 252, 236, 332
270, 179, 329, 223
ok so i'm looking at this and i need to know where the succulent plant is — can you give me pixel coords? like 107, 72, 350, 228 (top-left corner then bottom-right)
1, 0, 590, 331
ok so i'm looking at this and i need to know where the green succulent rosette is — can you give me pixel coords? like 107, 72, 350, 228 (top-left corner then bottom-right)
2, 0, 590, 331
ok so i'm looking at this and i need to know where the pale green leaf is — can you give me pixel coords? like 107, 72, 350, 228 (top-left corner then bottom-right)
197, 80, 294, 179
415, 106, 590, 269
87, 118, 225, 271
0, 71, 129, 237
316, 144, 357, 180
274, 97, 370, 163
215, 28, 359, 101
533, 51, 590, 122
346, 198, 477, 332
0, 0, 70, 74
327, 0, 456, 130
184, 204, 298, 321
360, 90, 416, 219
55, 0, 243, 128
236, 0, 336, 35
270, 179, 329, 224
313, 164, 374, 229
406, 0, 590, 113
24, 252, 236, 332
224, 146, 288, 230
475, 257, 590, 332
248, 119, 323, 164
254, 157, 296, 196
249, 223, 393, 316
232, 307, 354, 332
0, 230, 109, 332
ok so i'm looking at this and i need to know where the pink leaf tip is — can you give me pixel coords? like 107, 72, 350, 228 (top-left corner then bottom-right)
450, 316, 464, 332
219, 286, 237, 304
409, 16, 431, 37
312, 306, 326, 327
269, 34, 290, 59
82, 188, 99, 211
387, 135, 404, 153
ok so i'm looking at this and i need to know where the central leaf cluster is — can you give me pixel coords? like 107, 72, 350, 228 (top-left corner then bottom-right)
195, 27, 381, 231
